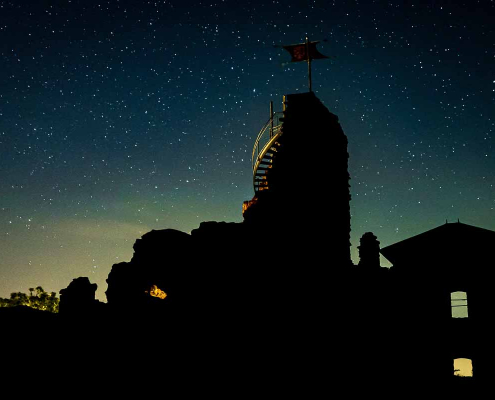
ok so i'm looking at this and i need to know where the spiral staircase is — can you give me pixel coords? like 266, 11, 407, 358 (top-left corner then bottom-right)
242, 110, 284, 214
252, 111, 284, 193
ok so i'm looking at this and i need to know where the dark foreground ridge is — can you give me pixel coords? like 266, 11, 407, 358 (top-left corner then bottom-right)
3, 93, 492, 395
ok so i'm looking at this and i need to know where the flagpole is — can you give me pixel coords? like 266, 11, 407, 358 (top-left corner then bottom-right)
281, 38, 328, 91
306, 37, 312, 92
269, 101, 274, 138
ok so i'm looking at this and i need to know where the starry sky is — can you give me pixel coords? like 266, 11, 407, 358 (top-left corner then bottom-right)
1, 0, 494, 301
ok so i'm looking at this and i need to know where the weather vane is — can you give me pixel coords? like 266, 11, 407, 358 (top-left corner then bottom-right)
281, 37, 329, 92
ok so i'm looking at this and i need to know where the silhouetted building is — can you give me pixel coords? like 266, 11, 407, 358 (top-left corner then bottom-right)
381, 221, 495, 386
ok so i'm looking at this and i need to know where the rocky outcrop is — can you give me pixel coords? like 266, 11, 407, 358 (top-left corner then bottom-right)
106, 229, 193, 312
59, 277, 104, 315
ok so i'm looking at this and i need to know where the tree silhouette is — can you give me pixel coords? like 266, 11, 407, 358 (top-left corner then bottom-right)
0, 286, 59, 313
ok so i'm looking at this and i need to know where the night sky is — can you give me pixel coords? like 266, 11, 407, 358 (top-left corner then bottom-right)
1, 1, 493, 301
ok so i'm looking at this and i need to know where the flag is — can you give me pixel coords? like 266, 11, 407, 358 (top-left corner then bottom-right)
283, 41, 328, 62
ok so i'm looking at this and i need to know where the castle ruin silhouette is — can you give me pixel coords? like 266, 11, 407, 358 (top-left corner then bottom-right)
100, 92, 494, 391
5, 91, 493, 393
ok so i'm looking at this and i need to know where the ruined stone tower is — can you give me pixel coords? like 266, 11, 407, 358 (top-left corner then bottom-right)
243, 92, 352, 268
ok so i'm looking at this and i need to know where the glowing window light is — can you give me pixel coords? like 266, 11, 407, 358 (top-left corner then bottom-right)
451, 291, 468, 318
454, 358, 473, 377
146, 285, 167, 300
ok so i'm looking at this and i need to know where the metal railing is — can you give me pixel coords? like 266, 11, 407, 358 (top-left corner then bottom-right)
251, 112, 283, 173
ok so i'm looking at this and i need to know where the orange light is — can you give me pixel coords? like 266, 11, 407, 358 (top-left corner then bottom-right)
243, 198, 258, 214
147, 285, 167, 299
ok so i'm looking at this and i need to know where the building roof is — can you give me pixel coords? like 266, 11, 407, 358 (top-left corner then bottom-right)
380, 222, 495, 267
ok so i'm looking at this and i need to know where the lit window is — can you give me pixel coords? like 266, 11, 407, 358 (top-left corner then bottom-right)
146, 285, 167, 299
451, 291, 468, 318
454, 358, 473, 377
